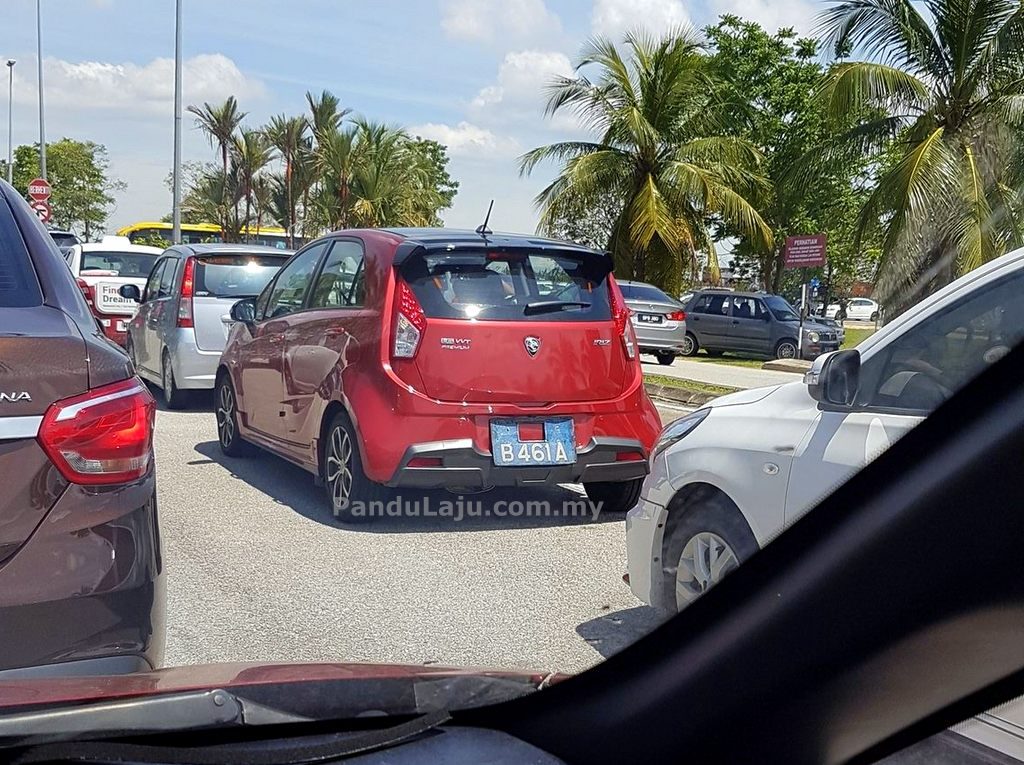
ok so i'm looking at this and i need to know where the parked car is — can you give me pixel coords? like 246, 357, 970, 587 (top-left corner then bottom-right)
64, 236, 163, 346
0, 179, 163, 677
809, 313, 845, 345
617, 279, 687, 365
120, 244, 292, 409
217, 228, 662, 519
681, 289, 840, 360
826, 296, 880, 321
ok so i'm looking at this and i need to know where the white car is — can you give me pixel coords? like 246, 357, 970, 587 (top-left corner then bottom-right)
64, 236, 163, 345
825, 296, 880, 321
627, 246, 1024, 755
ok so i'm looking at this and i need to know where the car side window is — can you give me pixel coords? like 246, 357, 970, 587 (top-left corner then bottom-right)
143, 260, 165, 302
159, 258, 179, 298
308, 240, 366, 309
753, 299, 769, 319
860, 271, 1024, 413
262, 242, 329, 320
732, 297, 757, 319
254, 278, 274, 319
706, 294, 730, 315
689, 294, 710, 313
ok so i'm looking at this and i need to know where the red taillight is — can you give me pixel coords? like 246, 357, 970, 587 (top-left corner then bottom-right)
76, 277, 94, 308
392, 277, 426, 359
608, 275, 636, 360
666, 310, 686, 322
37, 378, 156, 486
616, 451, 646, 462
177, 257, 195, 329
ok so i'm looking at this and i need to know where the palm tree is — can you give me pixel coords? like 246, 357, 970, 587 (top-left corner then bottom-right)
232, 129, 273, 240
187, 96, 247, 238
817, 0, 1024, 310
520, 30, 772, 295
307, 90, 351, 140
315, 124, 359, 229
265, 114, 308, 246
348, 121, 439, 227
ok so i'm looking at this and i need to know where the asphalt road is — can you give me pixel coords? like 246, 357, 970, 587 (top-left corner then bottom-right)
156, 394, 687, 675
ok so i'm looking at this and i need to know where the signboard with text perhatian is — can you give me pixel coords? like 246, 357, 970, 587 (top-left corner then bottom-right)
784, 234, 827, 268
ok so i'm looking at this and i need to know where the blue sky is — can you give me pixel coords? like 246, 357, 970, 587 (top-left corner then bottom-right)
1, 0, 815, 235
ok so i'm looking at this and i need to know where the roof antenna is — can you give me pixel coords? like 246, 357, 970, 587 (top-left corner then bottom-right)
475, 200, 494, 237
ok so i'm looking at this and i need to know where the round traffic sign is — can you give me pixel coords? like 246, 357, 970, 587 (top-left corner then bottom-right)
30, 199, 52, 224
28, 178, 51, 202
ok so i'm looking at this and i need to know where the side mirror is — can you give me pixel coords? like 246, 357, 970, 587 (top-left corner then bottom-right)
230, 298, 257, 325
119, 284, 141, 302
805, 349, 860, 406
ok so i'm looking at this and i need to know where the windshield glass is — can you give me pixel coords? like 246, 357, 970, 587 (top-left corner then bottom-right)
4, 3, 1024, 757
194, 254, 287, 298
81, 250, 157, 278
765, 294, 800, 321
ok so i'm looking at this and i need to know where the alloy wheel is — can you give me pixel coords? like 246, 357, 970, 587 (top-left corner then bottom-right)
326, 426, 354, 512
682, 335, 696, 356
675, 531, 739, 610
216, 382, 235, 448
777, 341, 797, 359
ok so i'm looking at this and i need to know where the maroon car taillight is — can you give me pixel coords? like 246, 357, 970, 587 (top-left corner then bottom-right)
608, 275, 637, 359
177, 257, 195, 329
37, 378, 156, 486
666, 310, 686, 321
75, 277, 95, 308
392, 278, 426, 359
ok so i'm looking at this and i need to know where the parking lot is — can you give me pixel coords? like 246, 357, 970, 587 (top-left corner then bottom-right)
157, 394, 685, 674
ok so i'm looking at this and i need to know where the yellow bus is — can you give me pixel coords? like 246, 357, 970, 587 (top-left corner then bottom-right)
115, 221, 303, 250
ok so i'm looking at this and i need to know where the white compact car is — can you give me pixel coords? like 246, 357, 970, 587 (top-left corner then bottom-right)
825, 296, 880, 321
627, 247, 1024, 756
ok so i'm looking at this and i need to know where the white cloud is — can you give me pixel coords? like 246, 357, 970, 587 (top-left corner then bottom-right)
469, 50, 573, 121
591, 0, 691, 38
14, 54, 265, 115
705, 0, 817, 35
440, 0, 563, 44
409, 121, 521, 158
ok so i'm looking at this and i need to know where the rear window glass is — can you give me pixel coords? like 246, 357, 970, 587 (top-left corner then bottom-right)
49, 232, 79, 249
620, 283, 676, 303
195, 254, 288, 298
402, 249, 612, 322
81, 251, 158, 278
0, 203, 43, 308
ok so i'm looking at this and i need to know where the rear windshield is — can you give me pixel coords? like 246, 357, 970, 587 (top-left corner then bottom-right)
0, 203, 43, 308
620, 282, 677, 304
81, 250, 158, 278
195, 254, 288, 298
49, 232, 79, 248
402, 249, 612, 322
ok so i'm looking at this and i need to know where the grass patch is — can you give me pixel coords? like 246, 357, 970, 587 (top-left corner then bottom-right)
842, 326, 876, 349
644, 374, 739, 397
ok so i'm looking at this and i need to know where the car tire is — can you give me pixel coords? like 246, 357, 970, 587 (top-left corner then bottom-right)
662, 489, 759, 613
215, 374, 254, 457
161, 350, 189, 410
322, 412, 391, 523
584, 478, 643, 514
705, 349, 724, 358
655, 351, 675, 366
681, 332, 699, 357
775, 339, 798, 360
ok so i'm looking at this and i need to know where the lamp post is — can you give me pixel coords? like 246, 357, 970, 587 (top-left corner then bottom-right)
5, 60, 14, 185
36, 0, 46, 179
171, 0, 182, 244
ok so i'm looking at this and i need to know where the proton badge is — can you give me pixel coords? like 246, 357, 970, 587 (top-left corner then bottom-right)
524, 336, 541, 357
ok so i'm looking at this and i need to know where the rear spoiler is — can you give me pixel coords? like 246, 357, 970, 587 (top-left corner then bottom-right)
392, 240, 614, 273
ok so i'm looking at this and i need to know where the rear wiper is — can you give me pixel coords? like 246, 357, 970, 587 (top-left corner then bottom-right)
523, 300, 591, 315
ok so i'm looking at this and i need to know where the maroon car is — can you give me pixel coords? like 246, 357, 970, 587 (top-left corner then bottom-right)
0, 179, 164, 677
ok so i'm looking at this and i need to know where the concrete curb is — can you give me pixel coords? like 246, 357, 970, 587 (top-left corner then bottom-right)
644, 382, 733, 407
762, 359, 812, 374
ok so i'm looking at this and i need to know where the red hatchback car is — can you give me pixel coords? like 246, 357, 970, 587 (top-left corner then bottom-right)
216, 228, 662, 519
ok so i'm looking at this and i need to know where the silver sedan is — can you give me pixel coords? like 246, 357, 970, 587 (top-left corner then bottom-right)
618, 280, 688, 366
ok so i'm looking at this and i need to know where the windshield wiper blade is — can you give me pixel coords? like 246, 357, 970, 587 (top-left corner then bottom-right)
0, 689, 310, 747
523, 300, 591, 315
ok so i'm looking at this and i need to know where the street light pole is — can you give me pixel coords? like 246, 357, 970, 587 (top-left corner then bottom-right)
36, 0, 46, 180
171, 0, 182, 244
6, 60, 14, 185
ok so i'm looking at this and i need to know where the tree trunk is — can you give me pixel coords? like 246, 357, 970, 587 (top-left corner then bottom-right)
286, 156, 294, 248
220, 144, 229, 241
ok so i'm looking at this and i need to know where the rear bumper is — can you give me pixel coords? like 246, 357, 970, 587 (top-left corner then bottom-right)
633, 322, 688, 352
0, 472, 165, 675
388, 437, 649, 489
170, 328, 222, 390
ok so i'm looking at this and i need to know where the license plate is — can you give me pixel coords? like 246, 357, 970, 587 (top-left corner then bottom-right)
636, 312, 663, 324
490, 418, 576, 466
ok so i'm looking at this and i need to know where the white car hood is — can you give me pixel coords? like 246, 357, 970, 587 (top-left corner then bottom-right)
705, 384, 784, 409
